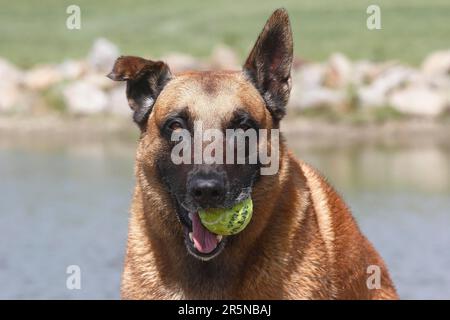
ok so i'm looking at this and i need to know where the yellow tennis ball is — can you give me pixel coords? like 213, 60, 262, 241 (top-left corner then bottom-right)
198, 198, 253, 235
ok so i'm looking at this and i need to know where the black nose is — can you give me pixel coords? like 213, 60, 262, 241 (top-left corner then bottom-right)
188, 176, 226, 208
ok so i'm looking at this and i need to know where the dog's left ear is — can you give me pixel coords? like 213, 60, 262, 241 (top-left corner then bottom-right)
107, 56, 172, 130
243, 8, 293, 122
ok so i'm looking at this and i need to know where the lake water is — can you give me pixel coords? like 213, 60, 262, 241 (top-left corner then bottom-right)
0, 135, 449, 299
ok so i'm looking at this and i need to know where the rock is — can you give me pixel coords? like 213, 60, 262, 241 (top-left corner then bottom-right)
0, 58, 23, 111
0, 83, 21, 112
425, 74, 450, 91
23, 65, 63, 90
63, 81, 108, 114
290, 63, 348, 109
294, 63, 326, 88
161, 53, 206, 73
358, 65, 419, 107
357, 86, 385, 107
0, 58, 22, 82
351, 60, 379, 86
107, 85, 132, 116
389, 85, 448, 117
210, 45, 239, 70
290, 86, 346, 110
324, 53, 352, 88
83, 72, 115, 90
58, 60, 86, 80
289, 63, 349, 109
422, 50, 450, 76
87, 38, 120, 73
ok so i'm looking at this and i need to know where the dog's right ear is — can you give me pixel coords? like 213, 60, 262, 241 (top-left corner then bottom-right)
107, 56, 172, 130
243, 9, 293, 123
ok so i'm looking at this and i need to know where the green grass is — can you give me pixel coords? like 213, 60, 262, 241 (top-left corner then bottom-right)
0, 0, 449, 67
292, 105, 406, 124
41, 84, 67, 113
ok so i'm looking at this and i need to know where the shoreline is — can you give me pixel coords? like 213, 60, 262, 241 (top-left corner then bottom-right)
1, 114, 449, 148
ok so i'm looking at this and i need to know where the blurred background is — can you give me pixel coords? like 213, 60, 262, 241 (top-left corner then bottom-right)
0, 0, 449, 299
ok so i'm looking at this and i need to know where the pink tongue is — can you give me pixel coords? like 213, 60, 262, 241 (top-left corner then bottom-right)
191, 212, 218, 254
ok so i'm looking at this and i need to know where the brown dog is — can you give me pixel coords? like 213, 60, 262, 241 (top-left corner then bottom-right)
108, 9, 398, 299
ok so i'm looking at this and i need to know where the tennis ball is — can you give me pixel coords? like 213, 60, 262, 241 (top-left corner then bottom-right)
198, 198, 253, 235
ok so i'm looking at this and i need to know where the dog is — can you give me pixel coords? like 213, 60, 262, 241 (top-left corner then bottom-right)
107, 8, 398, 299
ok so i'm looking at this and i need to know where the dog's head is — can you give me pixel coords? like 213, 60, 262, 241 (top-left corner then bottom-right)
108, 9, 293, 261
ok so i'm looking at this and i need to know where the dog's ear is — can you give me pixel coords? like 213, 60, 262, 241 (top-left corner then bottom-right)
243, 8, 293, 122
107, 56, 172, 130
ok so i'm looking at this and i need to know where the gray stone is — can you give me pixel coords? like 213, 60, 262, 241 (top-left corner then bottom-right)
351, 60, 379, 86
422, 50, 450, 76
0, 58, 23, 111
58, 60, 86, 80
162, 53, 206, 73
107, 85, 132, 116
295, 63, 326, 88
83, 72, 115, 90
358, 65, 419, 107
88, 38, 120, 73
389, 85, 448, 116
290, 87, 346, 110
0, 83, 21, 112
23, 65, 63, 90
324, 53, 352, 88
63, 81, 108, 114
210, 45, 239, 70
290, 63, 347, 109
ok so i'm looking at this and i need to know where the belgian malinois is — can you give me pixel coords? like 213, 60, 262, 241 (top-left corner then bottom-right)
108, 8, 398, 299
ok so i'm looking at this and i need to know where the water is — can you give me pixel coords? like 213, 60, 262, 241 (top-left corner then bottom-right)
0, 137, 449, 299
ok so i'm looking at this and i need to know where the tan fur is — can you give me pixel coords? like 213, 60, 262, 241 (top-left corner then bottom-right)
120, 73, 398, 299
116, 9, 398, 300
151, 71, 271, 131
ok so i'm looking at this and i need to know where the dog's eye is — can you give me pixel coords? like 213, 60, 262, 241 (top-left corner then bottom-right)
168, 120, 184, 131
228, 112, 258, 132
237, 122, 252, 131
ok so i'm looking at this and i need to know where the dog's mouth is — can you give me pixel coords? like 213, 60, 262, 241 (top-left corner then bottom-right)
176, 205, 227, 261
